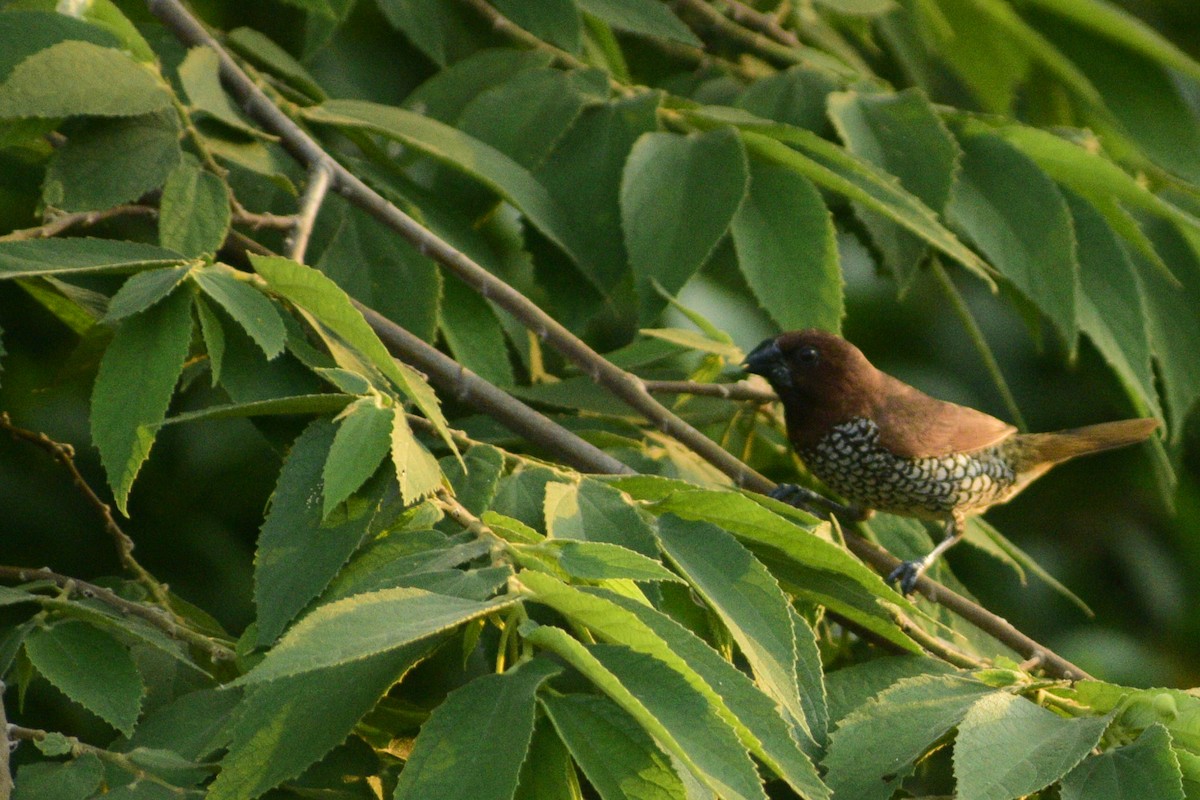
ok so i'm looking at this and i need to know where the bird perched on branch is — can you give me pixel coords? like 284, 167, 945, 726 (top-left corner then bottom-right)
743, 329, 1158, 594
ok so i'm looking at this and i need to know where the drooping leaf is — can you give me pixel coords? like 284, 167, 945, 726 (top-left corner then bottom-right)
541, 693, 687, 800
620, 128, 749, 322
513, 715, 580, 800
158, 158, 232, 258
395, 659, 562, 800
1060, 723, 1183, 800
440, 273, 514, 386
91, 287, 194, 514
954, 692, 1111, 800
439, 444, 505, 517
391, 407, 444, 506
731, 155, 841, 331
0, 40, 171, 118
24, 622, 144, 735
237, 587, 518, 684
178, 46, 263, 137
192, 265, 287, 360
0, 238, 185, 280
103, 265, 192, 323
254, 418, 379, 644
322, 396, 394, 516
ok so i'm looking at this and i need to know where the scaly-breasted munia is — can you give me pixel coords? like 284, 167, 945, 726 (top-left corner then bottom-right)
744, 329, 1158, 594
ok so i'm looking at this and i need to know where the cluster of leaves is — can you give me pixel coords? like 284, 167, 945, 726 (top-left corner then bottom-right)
1, 0, 1199, 798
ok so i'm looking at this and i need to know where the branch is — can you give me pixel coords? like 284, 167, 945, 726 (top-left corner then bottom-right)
285, 160, 333, 262
0, 205, 157, 242
0, 413, 176, 614
0, 565, 235, 662
644, 379, 775, 403
145, 0, 1095, 682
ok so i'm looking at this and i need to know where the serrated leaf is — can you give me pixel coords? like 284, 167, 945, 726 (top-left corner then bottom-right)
955, 692, 1111, 800
656, 515, 806, 743
390, 408, 443, 506
193, 265, 287, 359
439, 444, 505, 517
0, 11, 120, 83
0, 238, 185, 279
541, 693, 687, 800
254, 418, 378, 644
576, 0, 700, 46
304, 100, 580, 262
732, 154, 841, 331
43, 111, 182, 212
0, 40, 170, 118
24, 622, 144, 735
1060, 723, 1183, 800
395, 659, 562, 800
162, 394, 353, 427
544, 479, 657, 556
11, 753, 104, 800
824, 654, 958, 725
178, 46, 263, 137
948, 133, 1078, 346
123, 687, 240, 762
440, 272, 514, 386
827, 88, 959, 291
621, 129, 749, 323
251, 254, 456, 453
523, 625, 765, 800
823, 674, 997, 800
546, 540, 682, 583
322, 397, 393, 516
209, 644, 432, 800
237, 587, 517, 684
103, 265, 192, 323
90, 288, 193, 514
159, 159, 232, 258
514, 714, 583, 800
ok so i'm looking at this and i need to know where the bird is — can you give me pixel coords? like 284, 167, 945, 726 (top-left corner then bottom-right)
742, 329, 1158, 594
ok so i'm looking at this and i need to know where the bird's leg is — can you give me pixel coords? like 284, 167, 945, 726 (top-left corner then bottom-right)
768, 483, 871, 522
887, 512, 966, 595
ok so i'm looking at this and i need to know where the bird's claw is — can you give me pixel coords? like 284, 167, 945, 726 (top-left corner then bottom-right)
887, 560, 924, 596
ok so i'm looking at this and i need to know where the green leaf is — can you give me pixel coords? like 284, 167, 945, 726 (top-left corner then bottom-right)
209, 644, 432, 800
315, 198, 442, 344
541, 693, 687, 800
955, 692, 1111, 800
439, 444, 505, 517
1061, 723, 1183, 800
621, 129, 749, 322
43, 112, 182, 212
90, 288, 193, 514
304, 100, 580, 262
11, 753, 104, 800
824, 655, 958, 726
823, 674, 997, 800
158, 159, 232, 258
193, 265, 287, 359
0, 40, 171, 118
656, 515, 807, 745
684, 106, 996, 286
0, 11, 120, 83
536, 92, 660, 293
250, 254, 456, 453
123, 687, 241, 762
395, 659, 562, 800
254, 418, 378, 644
827, 88, 960, 291
440, 273, 514, 386
1065, 191, 1159, 420
544, 479, 657, 556
404, 48, 554, 122
103, 265, 192, 323
576, 0, 700, 46
375, 0, 457, 65
731, 154, 841, 331
322, 397, 394, 516
178, 46, 263, 137
523, 625, 765, 800
391, 408, 443, 506
948, 133, 1078, 346
514, 715, 583, 800
23, 622, 144, 735
237, 587, 517, 684
0, 238, 185, 279
162, 394, 354, 427
737, 66, 839, 135
493, 0, 582, 54
543, 540, 682, 583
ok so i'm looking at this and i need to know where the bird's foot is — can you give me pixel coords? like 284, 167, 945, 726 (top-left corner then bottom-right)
887, 560, 927, 596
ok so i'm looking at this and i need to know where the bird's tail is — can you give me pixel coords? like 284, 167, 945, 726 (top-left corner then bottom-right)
1021, 418, 1159, 466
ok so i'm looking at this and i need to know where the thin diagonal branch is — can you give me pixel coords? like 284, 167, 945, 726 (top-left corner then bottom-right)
285, 160, 333, 262
0, 205, 158, 242
145, 0, 1095, 682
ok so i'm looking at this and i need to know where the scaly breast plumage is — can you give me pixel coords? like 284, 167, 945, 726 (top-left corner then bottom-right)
800, 418, 1017, 517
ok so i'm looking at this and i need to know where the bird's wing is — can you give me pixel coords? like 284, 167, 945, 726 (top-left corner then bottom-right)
873, 374, 1016, 458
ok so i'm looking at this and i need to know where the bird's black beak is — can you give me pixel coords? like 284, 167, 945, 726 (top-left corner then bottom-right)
743, 337, 791, 389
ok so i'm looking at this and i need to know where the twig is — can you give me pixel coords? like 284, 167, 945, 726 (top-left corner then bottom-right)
0, 414, 176, 614
930, 259, 1028, 431
8, 726, 205, 793
145, 0, 1096, 682
0, 205, 158, 242
644, 379, 775, 403
285, 160, 333, 262
890, 610, 987, 670
457, 0, 589, 72
676, 0, 807, 65
230, 197, 295, 230
722, 0, 801, 48
0, 565, 235, 662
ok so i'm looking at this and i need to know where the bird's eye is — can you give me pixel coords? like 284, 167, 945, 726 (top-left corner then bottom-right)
796, 345, 820, 366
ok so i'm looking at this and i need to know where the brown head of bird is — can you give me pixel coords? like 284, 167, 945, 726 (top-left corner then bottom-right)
744, 329, 1158, 594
